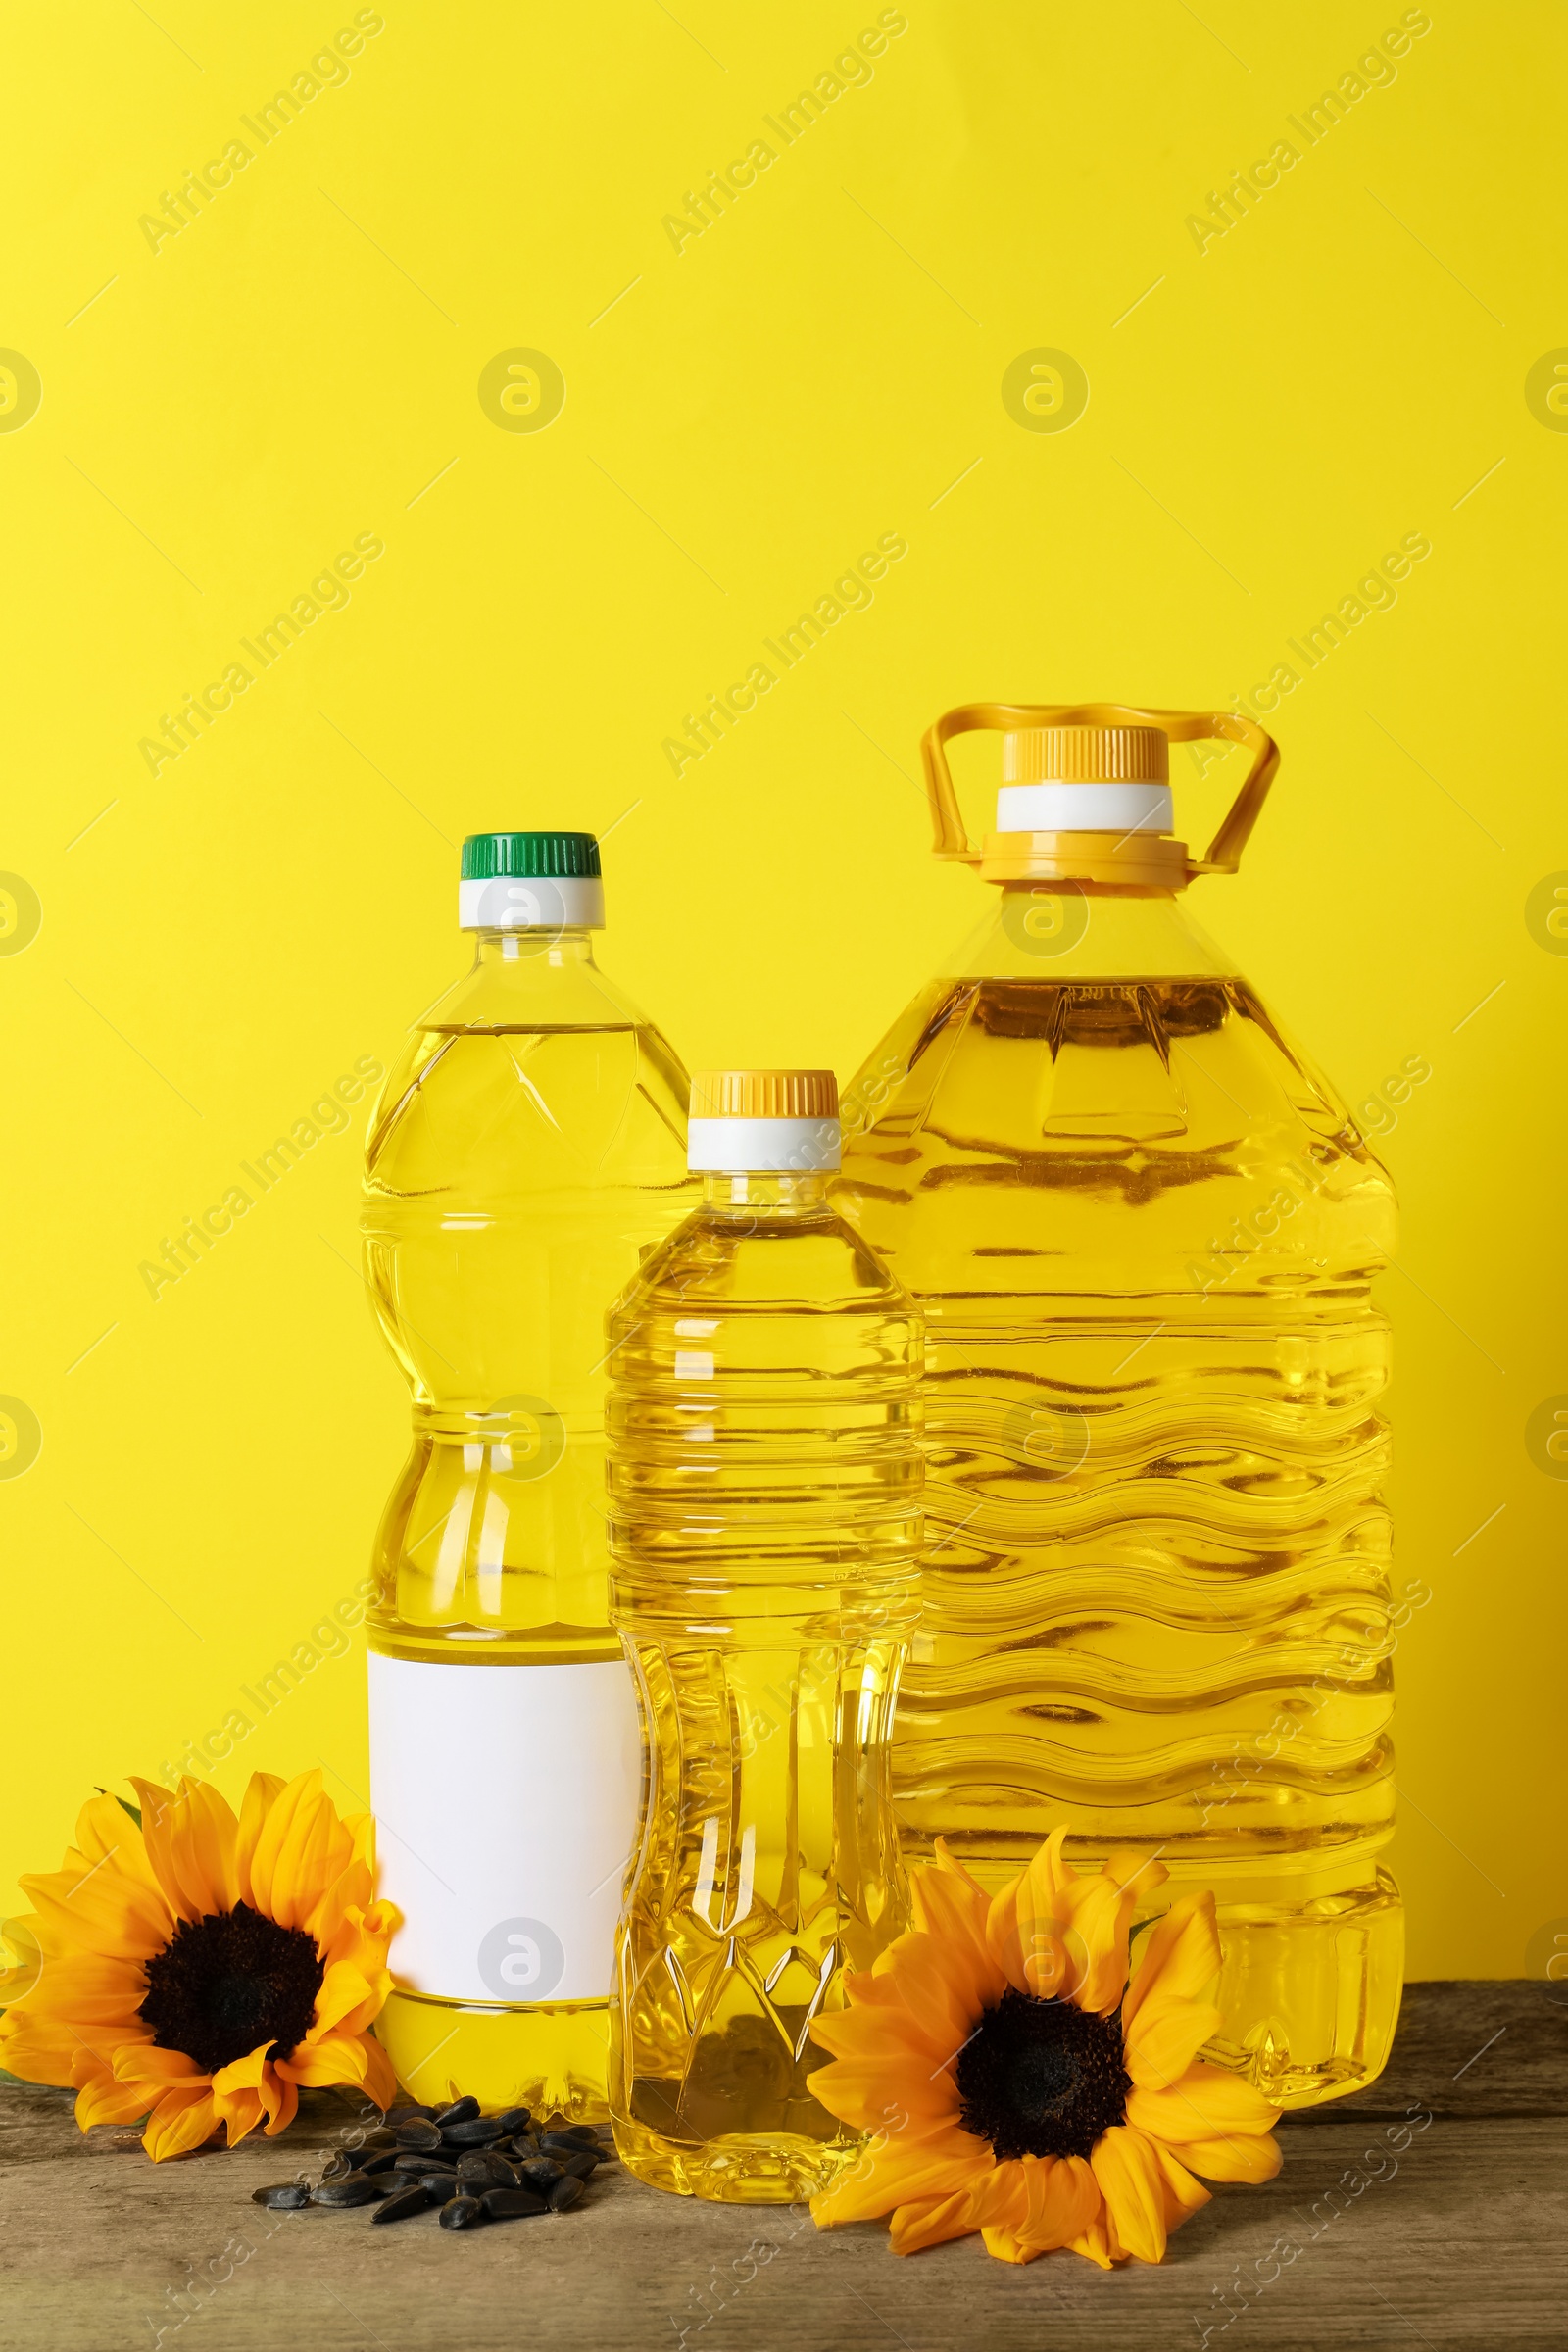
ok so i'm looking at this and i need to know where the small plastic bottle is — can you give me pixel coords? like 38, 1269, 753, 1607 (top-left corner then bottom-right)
606, 1070, 922, 2202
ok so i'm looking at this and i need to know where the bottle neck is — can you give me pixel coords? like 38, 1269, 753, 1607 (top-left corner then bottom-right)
469, 927, 600, 971
418, 925, 634, 1031
702, 1171, 829, 1212
950, 883, 1237, 981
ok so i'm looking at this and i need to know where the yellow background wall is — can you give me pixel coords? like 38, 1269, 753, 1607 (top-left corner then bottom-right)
3, 0, 1562, 1981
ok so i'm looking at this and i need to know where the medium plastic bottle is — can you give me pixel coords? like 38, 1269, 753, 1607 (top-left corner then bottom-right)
606, 1070, 921, 2201
363, 830, 696, 2117
835, 706, 1401, 2108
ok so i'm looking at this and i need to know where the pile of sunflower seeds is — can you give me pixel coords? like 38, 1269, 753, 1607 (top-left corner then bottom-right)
251, 2096, 612, 2230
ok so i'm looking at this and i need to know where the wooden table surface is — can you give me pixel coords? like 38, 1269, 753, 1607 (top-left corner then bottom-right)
2, 1982, 1564, 2352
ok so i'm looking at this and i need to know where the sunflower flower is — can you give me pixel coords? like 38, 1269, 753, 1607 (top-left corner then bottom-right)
808, 1830, 1281, 2265
0, 1770, 398, 2160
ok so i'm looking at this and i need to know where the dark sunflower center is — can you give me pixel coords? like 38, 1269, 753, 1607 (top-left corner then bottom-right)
955, 1986, 1131, 2162
138, 1902, 324, 2077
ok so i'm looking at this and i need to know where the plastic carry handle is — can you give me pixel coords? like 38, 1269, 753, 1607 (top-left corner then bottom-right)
918, 701, 1280, 878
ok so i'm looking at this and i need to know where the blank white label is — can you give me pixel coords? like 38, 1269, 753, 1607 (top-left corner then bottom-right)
367, 1652, 641, 2003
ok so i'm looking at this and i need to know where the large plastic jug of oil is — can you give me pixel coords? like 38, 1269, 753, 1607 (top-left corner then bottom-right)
834, 704, 1401, 2108
363, 830, 697, 2119
606, 1069, 921, 2201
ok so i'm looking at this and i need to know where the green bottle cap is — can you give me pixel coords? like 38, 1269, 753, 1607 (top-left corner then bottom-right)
460, 831, 602, 881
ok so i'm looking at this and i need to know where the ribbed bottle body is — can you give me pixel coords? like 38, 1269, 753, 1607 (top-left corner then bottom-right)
836, 899, 1402, 2105
607, 1180, 921, 2200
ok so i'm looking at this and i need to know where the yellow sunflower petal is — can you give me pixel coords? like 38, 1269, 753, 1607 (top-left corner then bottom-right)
811, 2124, 994, 2229
1149, 2135, 1212, 2226
19, 1854, 171, 1960
214, 2084, 264, 2144
357, 2030, 396, 2114
1091, 2125, 1169, 2264
169, 1780, 242, 1918
1127, 1999, 1224, 2093
1125, 2061, 1281, 2147
70, 2029, 151, 2087
1174, 2132, 1284, 2184
1122, 1893, 1225, 2089
211, 2045, 296, 2142
74, 2076, 151, 2130
888, 2187, 983, 2255
74, 1794, 167, 1907
362, 2032, 397, 2112
274, 2030, 369, 2089
873, 1937, 980, 2058
980, 2228, 1041, 2264
127, 1780, 206, 1926
968, 2156, 1028, 2233
910, 1845, 1008, 2007
1020, 2151, 1102, 2252
114, 2042, 207, 2087
9, 1951, 149, 2019
0, 1913, 43, 2002
809, 2006, 936, 2068
806, 2056, 957, 2135
300, 1823, 377, 1950
303, 1960, 378, 2042
246, 1771, 355, 1933
975, 2151, 1102, 2260
142, 2086, 219, 2162
1058, 1846, 1167, 2014
1068, 2210, 1120, 2269
985, 1826, 1072, 1995
1124, 1889, 1222, 2028
0, 2011, 115, 2088
233, 1772, 288, 1907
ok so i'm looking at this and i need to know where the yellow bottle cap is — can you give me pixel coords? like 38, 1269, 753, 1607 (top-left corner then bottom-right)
689, 1069, 838, 1120
687, 1070, 840, 1172
1002, 724, 1168, 785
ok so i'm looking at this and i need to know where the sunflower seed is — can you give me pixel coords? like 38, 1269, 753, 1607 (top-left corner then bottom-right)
394, 2117, 444, 2150
439, 2194, 483, 2230
319, 2151, 356, 2182
456, 2149, 517, 2189
252, 2181, 310, 2208
371, 2183, 438, 2225
313, 2173, 379, 2207
481, 2185, 549, 2220
388, 2103, 437, 2125
394, 2152, 455, 2176
494, 2106, 532, 2133
559, 2124, 605, 2145
501, 2133, 539, 2161
434, 2094, 479, 2127
516, 2157, 562, 2193
552, 2151, 600, 2180
547, 2175, 584, 2214
359, 2150, 400, 2176
540, 2131, 600, 2157
441, 2116, 504, 2146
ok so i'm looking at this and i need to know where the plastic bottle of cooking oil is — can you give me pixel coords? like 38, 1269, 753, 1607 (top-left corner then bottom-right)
363, 831, 697, 2118
835, 706, 1402, 2109
606, 1070, 922, 2201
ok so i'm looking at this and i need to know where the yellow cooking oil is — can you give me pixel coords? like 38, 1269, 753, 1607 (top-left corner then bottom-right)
363, 831, 696, 2118
606, 1070, 922, 2200
834, 708, 1402, 2108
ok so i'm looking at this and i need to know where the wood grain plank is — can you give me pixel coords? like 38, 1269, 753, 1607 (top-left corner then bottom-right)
1, 1986, 1563, 2352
